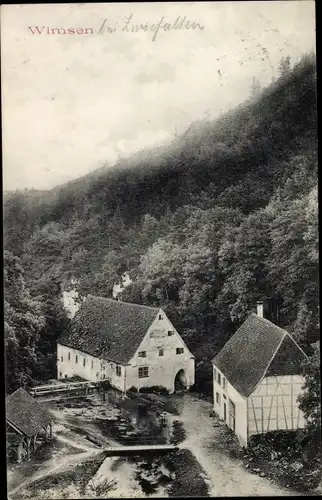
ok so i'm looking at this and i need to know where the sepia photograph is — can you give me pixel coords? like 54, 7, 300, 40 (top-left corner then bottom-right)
2, 1, 319, 498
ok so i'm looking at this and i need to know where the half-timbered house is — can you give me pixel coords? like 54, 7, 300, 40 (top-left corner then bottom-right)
212, 302, 307, 447
6, 388, 53, 462
57, 295, 195, 394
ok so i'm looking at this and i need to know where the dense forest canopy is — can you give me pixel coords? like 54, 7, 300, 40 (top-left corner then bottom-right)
4, 54, 318, 403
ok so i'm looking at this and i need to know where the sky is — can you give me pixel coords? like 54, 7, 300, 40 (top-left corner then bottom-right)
1, 1, 316, 191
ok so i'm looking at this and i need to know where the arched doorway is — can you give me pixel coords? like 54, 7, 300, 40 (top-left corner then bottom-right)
174, 369, 187, 392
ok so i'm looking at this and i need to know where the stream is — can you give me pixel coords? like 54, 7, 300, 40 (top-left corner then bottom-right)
8, 393, 301, 498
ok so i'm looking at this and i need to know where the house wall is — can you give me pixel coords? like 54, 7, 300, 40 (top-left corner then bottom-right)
57, 344, 125, 392
247, 374, 306, 439
213, 364, 248, 447
57, 308, 195, 394
125, 310, 195, 394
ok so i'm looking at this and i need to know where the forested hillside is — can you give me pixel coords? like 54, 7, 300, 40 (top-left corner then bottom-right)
4, 53, 318, 397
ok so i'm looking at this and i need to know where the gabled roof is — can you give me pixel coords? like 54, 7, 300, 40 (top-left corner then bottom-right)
6, 388, 52, 437
212, 314, 307, 398
58, 295, 160, 364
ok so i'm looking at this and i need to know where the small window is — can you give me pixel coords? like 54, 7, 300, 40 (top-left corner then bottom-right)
176, 348, 184, 355
68, 352, 71, 361
216, 392, 221, 405
168, 330, 174, 336
61, 356, 64, 362
159, 314, 163, 320
83, 358, 86, 367
138, 367, 149, 378
96, 372, 99, 378
159, 349, 164, 356
138, 351, 147, 358
223, 377, 227, 390
218, 372, 221, 386
75, 355, 78, 364
59, 372, 62, 378
91, 360, 94, 369
116, 365, 122, 377
65, 374, 68, 379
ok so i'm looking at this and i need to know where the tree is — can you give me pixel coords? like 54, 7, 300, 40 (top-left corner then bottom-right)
31, 275, 70, 381
293, 287, 319, 349
298, 343, 321, 453
267, 189, 318, 324
217, 210, 273, 322
4, 251, 45, 392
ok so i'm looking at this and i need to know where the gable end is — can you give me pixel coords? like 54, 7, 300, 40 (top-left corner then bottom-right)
265, 333, 307, 377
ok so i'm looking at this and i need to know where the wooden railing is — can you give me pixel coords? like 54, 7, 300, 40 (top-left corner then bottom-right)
28, 379, 109, 398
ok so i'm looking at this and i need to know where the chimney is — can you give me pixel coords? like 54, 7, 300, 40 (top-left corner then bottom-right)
256, 301, 264, 318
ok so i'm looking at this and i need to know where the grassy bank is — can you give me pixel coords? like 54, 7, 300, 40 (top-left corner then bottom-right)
242, 431, 321, 493
163, 449, 210, 497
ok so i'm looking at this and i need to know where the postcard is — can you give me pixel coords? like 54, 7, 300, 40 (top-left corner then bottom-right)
2, 2, 319, 498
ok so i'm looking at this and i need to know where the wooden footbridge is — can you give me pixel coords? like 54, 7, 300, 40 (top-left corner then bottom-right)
28, 380, 109, 401
103, 444, 178, 456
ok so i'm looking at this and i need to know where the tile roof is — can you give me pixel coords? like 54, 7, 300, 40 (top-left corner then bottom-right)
58, 296, 160, 364
6, 388, 52, 437
213, 313, 306, 398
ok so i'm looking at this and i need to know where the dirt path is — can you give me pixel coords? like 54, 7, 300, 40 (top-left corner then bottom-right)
8, 404, 110, 498
55, 433, 99, 452
8, 448, 103, 498
171, 394, 298, 497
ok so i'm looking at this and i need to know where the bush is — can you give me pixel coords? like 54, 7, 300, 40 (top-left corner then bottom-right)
62, 375, 87, 383
126, 386, 139, 397
138, 386, 170, 396
170, 420, 187, 445
101, 380, 111, 390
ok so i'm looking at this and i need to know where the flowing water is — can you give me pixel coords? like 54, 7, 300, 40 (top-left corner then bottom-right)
8, 393, 300, 498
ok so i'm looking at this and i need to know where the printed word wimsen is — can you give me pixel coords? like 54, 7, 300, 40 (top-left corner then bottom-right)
28, 26, 94, 35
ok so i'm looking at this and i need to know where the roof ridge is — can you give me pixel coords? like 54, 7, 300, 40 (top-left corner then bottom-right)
212, 312, 289, 397
250, 313, 288, 335
86, 295, 160, 312
284, 331, 309, 359
255, 331, 287, 389
61, 295, 164, 364
7, 387, 27, 398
